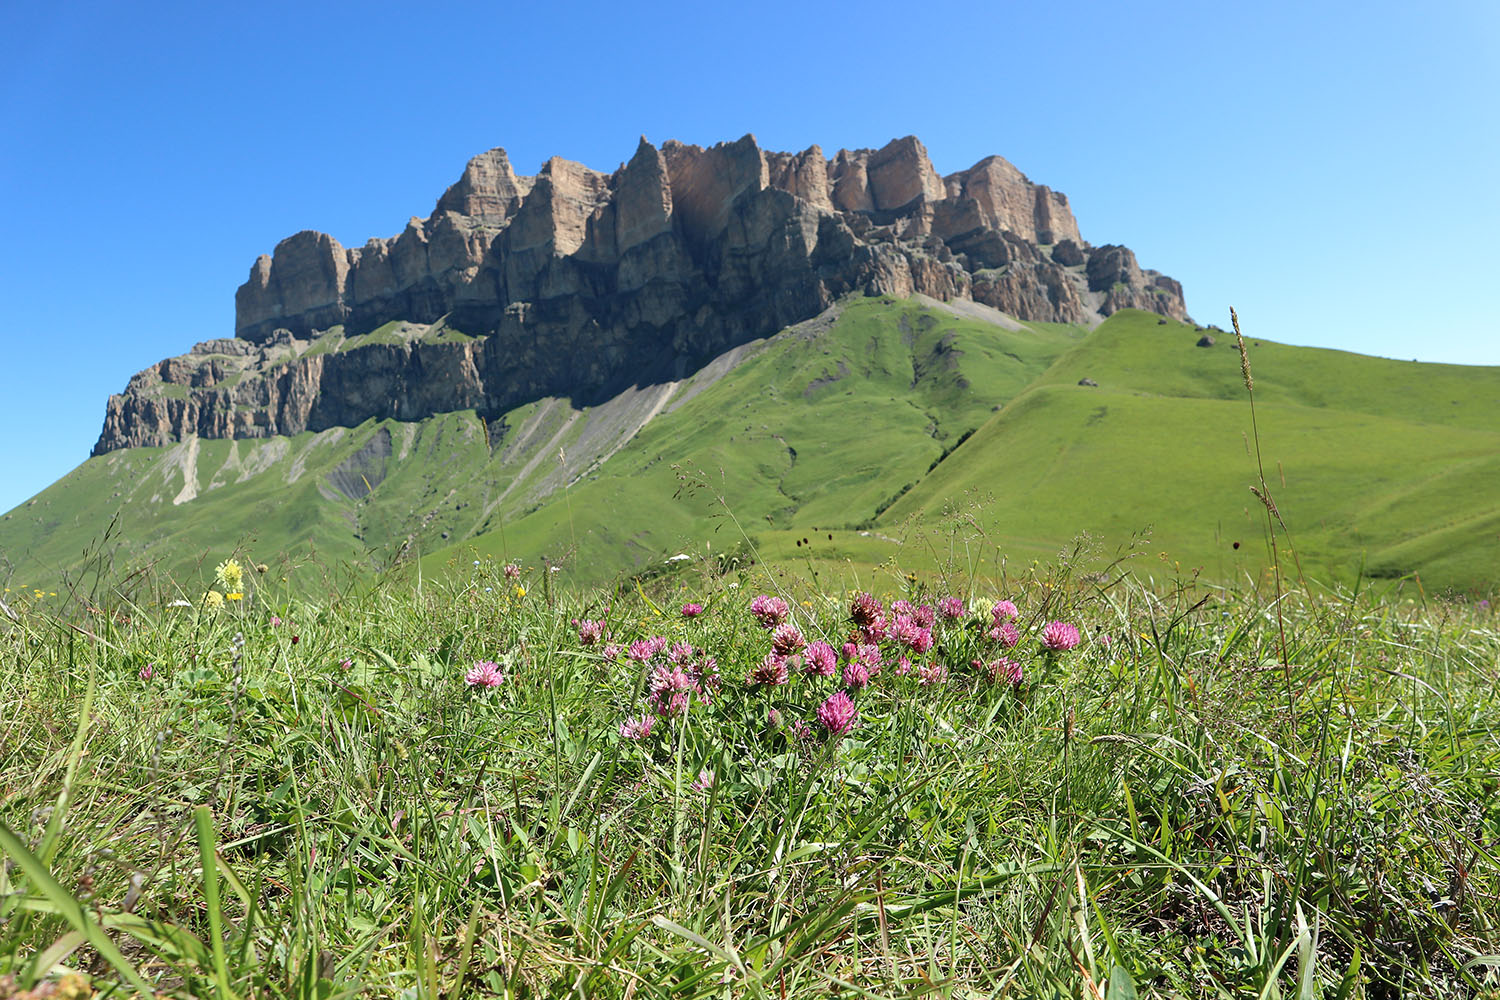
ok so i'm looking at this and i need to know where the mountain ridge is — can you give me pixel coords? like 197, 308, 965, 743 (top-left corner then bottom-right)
93, 134, 1187, 455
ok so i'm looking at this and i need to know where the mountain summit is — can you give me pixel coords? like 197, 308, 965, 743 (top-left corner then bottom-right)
93, 135, 1185, 455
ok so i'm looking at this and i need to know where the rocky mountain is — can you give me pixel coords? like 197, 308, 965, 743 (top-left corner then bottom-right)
93, 135, 1187, 454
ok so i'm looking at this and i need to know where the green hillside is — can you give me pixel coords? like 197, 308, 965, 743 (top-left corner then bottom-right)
424, 298, 1086, 578
0, 299, 1085, 595
882, 310, 1500, 591
0, 413, 489, 595
4, 301, 1497, 599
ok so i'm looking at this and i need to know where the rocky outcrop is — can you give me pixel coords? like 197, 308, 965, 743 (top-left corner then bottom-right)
1084, 244, 1187, 318
95, 134, 1190, 455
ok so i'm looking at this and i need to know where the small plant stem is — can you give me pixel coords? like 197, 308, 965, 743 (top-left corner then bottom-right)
1233, 308, 1296, 724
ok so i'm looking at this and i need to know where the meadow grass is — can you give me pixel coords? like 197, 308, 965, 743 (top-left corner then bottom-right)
1, 549, 1497, 998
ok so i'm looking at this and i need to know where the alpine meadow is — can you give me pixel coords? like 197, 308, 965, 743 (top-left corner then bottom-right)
2, 132, 1497, 1000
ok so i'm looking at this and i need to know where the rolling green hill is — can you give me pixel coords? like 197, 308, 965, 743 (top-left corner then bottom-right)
3, 300, 1497, 599
433, 307, 1500, 593
881, 310, 1500, 590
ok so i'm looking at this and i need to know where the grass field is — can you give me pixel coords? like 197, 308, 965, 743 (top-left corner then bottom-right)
883, 311, 1500, 592
1, 551, 1497, 998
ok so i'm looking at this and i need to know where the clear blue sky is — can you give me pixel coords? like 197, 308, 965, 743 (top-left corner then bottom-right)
2, 0, 1496, 515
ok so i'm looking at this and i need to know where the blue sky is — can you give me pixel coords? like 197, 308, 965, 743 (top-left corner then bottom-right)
1, 0, 1496, 515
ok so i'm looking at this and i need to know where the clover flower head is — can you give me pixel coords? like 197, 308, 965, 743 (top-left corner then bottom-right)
574, 618, 606, 645
627, 638, 661, 663
849, 592, 883, 628
465, 660, 505, 688
842, 659, 870, 690
620, 715, 654, 740
916, 661, 947, 686
750, 594, 790, 628
816, 691, 858, 736
975, 657, 1023, 685
648, 664, 697, 717
770, 623, 807, 657
989, 622, 1020, 648
1041, 621, 1082, 651
804, 640, 838, 677
747, 653, 790, 687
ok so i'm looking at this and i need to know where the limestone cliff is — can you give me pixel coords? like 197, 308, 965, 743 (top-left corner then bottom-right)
95, 135, 1188, 455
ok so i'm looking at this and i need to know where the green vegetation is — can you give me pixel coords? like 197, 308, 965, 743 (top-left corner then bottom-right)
301, 326, 348, 358
1, 555, 1496, 997
436, 299, 1085, 580
338, 320, 413, 352
3, 299, 1498, 601
4, 299, 1499, 995
883, 311, 1500, 590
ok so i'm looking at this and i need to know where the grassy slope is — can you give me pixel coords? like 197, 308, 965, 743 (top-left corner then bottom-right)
0, 299, 1084, 594
0, 416, 492, 594
883, 310, 1500, 591
426, 298, 1085, 580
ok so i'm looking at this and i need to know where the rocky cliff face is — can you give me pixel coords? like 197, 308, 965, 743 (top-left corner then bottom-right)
96, 134, 1188, 455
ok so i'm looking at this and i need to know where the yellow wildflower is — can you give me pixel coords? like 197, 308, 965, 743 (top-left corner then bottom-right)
203, 590, 225, 610
215, 558, 244, 592
227, 592, 244, 601
514, 585, 527, 598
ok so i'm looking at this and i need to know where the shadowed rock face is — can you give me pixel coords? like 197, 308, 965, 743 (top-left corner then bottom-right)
95, 135, 1188, 455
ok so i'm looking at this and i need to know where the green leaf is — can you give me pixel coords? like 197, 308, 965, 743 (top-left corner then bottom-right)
1107, 964, 1139, 1000
0, 819, 157, 996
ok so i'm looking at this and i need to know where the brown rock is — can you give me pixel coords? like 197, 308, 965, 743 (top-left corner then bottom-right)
612, 138, 674, 253
1087, 245, 1189, 321
864, 136, 945, 211
828, 148, 875, 212
662, 135, 768, 243
100, 134, 1191, 455
765, 145, 832, 212
1051, 239, 1085, 267
940, 156, 1082, 245
432, 148, 531, 227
